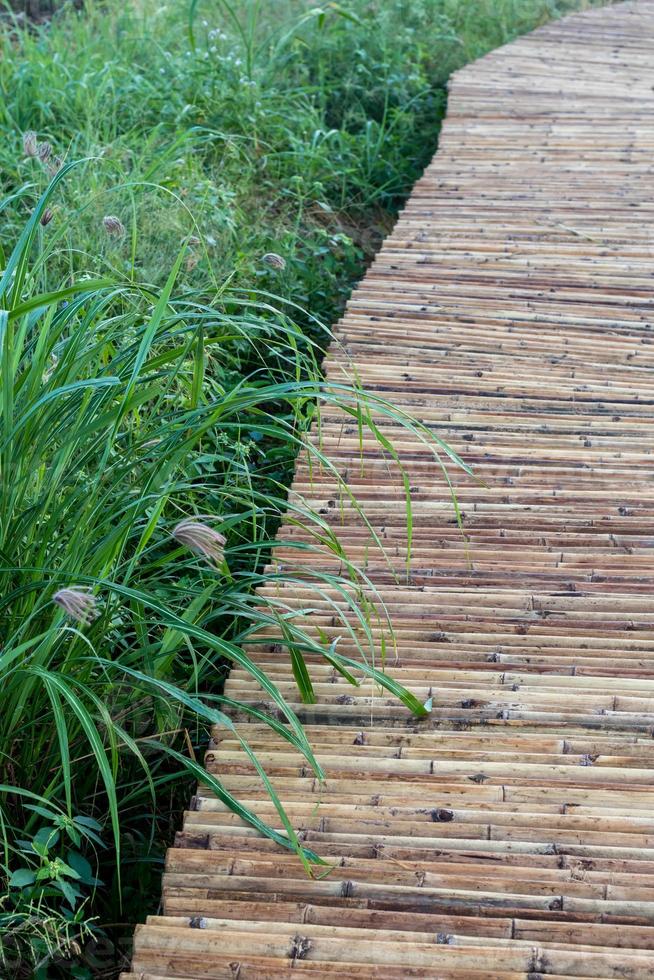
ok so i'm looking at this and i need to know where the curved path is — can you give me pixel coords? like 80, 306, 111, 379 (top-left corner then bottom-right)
125, 3, 654, 977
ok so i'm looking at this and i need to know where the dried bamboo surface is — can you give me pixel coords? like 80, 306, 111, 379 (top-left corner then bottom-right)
124, 2, 654, 977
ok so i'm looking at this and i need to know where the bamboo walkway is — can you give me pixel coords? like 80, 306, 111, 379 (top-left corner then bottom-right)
124, 2, 654, 977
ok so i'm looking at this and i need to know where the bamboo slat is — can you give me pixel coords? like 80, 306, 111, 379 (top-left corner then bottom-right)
123, 2, 654, 976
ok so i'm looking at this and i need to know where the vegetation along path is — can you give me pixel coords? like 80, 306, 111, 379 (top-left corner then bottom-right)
123, 2, 654, 977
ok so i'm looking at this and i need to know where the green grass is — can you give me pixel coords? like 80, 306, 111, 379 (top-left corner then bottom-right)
0, 0, 604, 975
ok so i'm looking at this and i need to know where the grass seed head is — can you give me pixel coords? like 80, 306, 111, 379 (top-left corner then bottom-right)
47, 154, 64, 177
37, 141, 53, 163
103, 214, 126, 237
173, 517, 226, 564
23, 130, 38, 157
53, 588, 100, 625
262, 252, 286, 270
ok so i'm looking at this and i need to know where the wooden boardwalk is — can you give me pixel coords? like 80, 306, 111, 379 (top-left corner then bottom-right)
124, 2, 654, 977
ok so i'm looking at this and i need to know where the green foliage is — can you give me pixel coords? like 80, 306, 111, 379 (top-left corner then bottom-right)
0, 0, 604, 975
0, 0, 601, 329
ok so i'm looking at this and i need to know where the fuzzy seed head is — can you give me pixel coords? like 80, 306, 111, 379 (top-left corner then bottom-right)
47, 155, 63, 177
53, 588, 99, 625
172, 518, 226, 564
103, 215, 126, 237
262, 252, 286, 271
23, 131, 38, 158
37, 141, 53, 164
